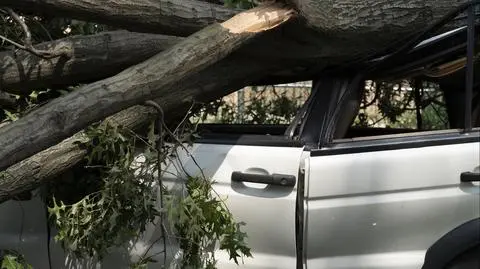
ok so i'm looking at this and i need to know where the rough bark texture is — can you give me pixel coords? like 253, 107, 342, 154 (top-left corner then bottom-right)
292, 0, 469, 56
1, 0, 470, 84
0, 4, 294, 171
1, 0, 239, 36
0, 134, 87, 202
3, 0, 468, 56
0, 22, 332, 92
0, 48, 283, 203
0, 0, 472, 200
0, 105, 146, 203
0, 31, 182, 95
0, 23, 325, 105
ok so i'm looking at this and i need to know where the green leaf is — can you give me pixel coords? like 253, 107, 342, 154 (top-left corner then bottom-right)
1, 255, 19, 269
1, 253, 33, 269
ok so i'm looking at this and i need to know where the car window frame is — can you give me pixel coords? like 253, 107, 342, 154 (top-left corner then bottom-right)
192, 85, 317, 147
311, 18, 480, 153
312, 128, 479, 156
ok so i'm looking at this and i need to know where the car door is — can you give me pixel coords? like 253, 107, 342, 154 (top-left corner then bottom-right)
44, 140, 304, 269
305, 132, 480, 269
304, 72, 480, 268
164, 141, 304, 269
157, 83, 314, 268
0, 192, 51, 268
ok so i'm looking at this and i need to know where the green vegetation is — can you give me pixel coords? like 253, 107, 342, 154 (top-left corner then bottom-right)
197, 80, 448, 131
47, 119, 251, 268
1, 251, 32, 269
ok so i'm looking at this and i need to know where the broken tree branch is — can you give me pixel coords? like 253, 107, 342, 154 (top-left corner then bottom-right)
1, 0, 241, 36
0, 31, 183, 95
0, 47, 284, 203
0, 3, 295, 171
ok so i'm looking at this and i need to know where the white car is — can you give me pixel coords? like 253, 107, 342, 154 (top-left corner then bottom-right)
1, 26, 479, 269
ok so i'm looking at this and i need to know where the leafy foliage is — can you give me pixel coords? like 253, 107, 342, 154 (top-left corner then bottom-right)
49, 123, 158, 259
166, 177, 251, 268
194, 80, 448, 131
354, 80, 448, 130
0, 251, 32, 269
194, 85, 310, 124
48, 118, 251, 268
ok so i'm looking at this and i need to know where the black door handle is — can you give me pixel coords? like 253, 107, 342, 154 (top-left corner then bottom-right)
460, 172, 480, 182
231, 171, 296, 187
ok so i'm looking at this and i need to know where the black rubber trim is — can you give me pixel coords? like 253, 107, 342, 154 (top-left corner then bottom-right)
465, 4, 475, 132
195, 134, 303, 147
311, 130, 480, 156
295, 163, 305, 269
197, 124, 289, 136
422, 218, 480, 269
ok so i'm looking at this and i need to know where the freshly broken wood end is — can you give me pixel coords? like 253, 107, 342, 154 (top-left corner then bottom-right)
221, 3, 296, 34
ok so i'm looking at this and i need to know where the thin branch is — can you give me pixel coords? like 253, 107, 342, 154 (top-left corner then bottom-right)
0, 33, 26, 49
173, 101, 196, 134
2, 8, 71, 59
7, 8, 32, 46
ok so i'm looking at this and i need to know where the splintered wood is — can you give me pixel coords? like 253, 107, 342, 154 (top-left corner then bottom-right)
221, 3, 295, 34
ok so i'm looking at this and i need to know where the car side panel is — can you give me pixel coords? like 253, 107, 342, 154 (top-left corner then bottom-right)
0, 194, 50, 268
305, 141, 480, 269
163, 143, 303, 269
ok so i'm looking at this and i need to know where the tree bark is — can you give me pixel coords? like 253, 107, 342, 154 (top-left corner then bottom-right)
1, 0, 240, 36
2, 0, 471, 87
292, 0, 469, 56
0, 31, 182, 95
0, 4, 294, 172
3, 0, 469, 57
0, 49, 283, 203
0, 22, 328, 101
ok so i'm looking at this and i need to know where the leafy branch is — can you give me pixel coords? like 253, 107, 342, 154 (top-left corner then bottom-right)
47, 103, 252, 268
1, 250, 32, 269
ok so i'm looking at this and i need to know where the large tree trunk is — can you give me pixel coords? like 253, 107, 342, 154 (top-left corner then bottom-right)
0, 0, 472, 200
0, 4, 294, 171
0, 52, 282, 203
0, 31, 182, 95
4, 0, 468, 58
1, 0, 470, 88
291, 0, 468, 56
0, 28, 310, 98
1, 0, 239, 36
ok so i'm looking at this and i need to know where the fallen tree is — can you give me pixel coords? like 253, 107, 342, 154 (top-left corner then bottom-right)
0, 54, 281, 202
0, 3, 295, 171
0, 31, 290, 202
0, 31, 182, 95
290, 0, 466, 50
0, 1, 469, 96
4, 0, 468, 59
0, 0, 473, 201
1, 0, 240, 36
